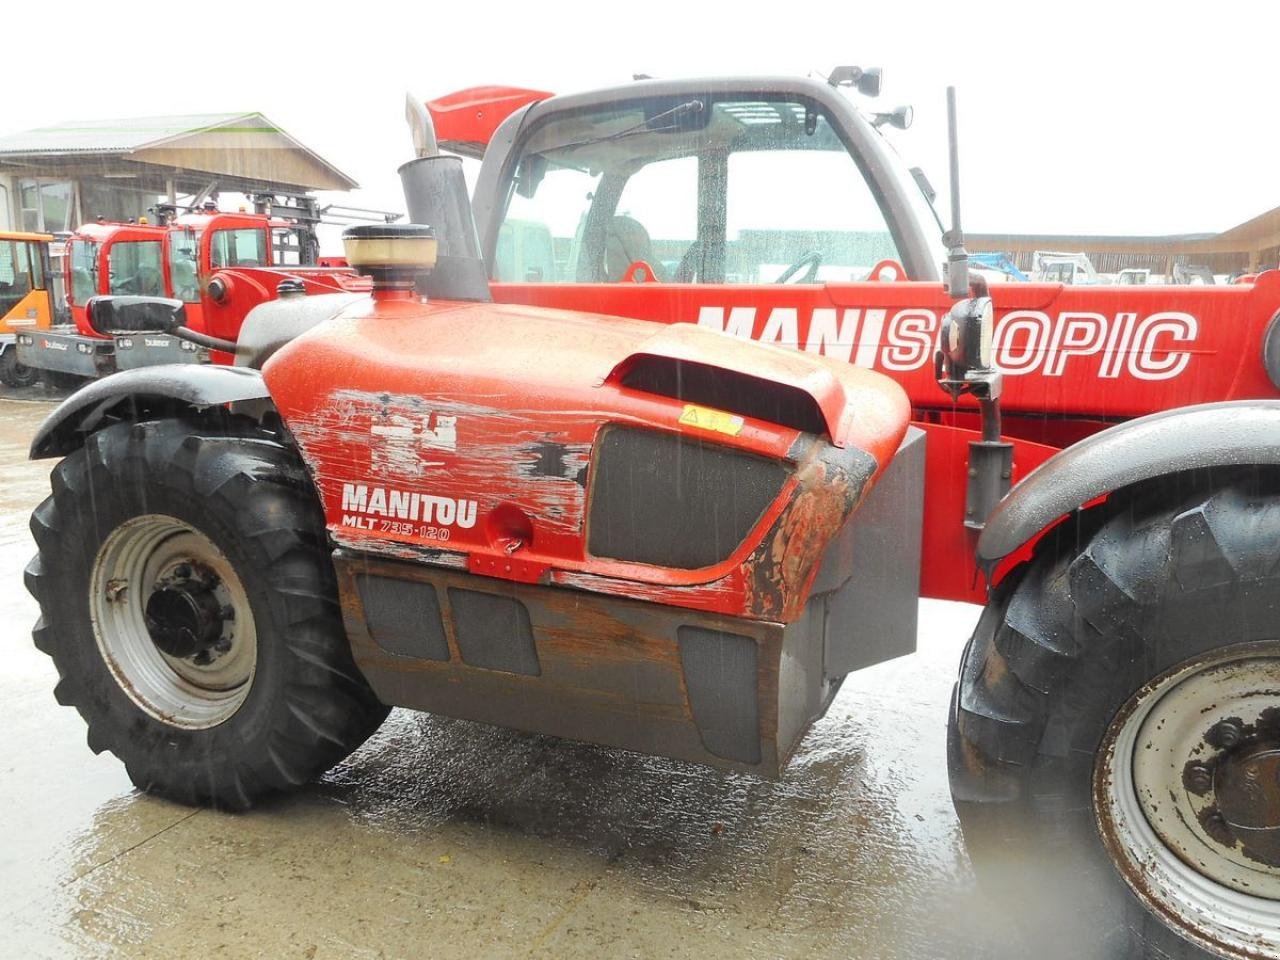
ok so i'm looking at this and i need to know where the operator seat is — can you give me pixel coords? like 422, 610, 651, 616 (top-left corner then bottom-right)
604, 215, 656, 281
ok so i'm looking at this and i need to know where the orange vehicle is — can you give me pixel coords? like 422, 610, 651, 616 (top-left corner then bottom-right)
0, 231, 55, 387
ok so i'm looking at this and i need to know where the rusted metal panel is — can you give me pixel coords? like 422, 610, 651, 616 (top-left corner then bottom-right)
335, 549, 792, 776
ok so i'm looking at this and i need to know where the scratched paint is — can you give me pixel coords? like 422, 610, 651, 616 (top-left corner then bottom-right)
288, 386, 881, 623
288, 389, 596, 560
266, 297, 907, 624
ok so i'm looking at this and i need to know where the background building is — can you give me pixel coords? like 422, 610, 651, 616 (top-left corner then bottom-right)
0, 113, 356, 233
972, 206, 1280, 277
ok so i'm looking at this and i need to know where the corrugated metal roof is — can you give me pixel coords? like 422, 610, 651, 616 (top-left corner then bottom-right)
0, 113, 255, 155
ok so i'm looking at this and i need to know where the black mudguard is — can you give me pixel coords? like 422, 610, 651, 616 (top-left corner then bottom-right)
977, 400, 1280, 569
30, 365, 271, 460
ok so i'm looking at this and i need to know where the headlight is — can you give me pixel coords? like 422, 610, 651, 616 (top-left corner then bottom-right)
207, 275, 229, 303
977, 297, 994, 369
939, 295, 995, 379
1264, 310, 1280, 391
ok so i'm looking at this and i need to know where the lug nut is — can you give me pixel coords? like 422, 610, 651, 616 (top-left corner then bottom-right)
1207, 718, 1246, 750
1183, 761, 1214, 796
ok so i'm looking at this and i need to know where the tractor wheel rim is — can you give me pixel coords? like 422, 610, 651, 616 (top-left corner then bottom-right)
1095, 641, 1280, 959
90, 514, 256, 730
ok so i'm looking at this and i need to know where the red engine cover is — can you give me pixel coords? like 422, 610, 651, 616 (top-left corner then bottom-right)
264, 295, 910, 622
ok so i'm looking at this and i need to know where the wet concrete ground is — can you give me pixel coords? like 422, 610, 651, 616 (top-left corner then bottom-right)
0, 391, 1027, 959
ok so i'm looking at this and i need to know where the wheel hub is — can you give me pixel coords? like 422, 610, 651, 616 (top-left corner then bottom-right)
1215, 740, 1280, 866
1095, 642, 1280, 959
91, 515, 256, 729
144, 572, 227, 660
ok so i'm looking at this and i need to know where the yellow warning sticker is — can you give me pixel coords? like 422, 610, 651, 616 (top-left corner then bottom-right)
678, 403, 745, 437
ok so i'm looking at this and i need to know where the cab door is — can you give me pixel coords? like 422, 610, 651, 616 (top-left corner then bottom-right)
0, 235, 53, 334
198, 217, 271, 345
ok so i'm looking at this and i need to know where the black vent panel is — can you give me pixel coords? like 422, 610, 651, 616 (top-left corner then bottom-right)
448, 588, 541, 676
620, 356, 828, 437
588, 426, 788, 569
357, 575, 450, 661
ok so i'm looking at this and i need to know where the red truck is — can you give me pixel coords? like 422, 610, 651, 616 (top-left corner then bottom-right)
16, 207, 368, 382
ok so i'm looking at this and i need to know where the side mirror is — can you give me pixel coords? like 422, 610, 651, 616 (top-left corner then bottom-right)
934, 294, 998, 400
86, 296, 186, 336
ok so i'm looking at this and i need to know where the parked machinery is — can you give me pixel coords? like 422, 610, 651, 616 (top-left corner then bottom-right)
24, 73, 1280, 959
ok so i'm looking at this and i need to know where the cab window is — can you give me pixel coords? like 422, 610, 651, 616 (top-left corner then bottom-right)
499, 164, 601, 282
107, 240, 165, 296
69, 239, 99, 303
727, 146, 899, 282
271, 227, 303, 266
0, 240, 29, 313
210, 228, 266, 268
495, 97, 901, 284
168, 229, 201, 302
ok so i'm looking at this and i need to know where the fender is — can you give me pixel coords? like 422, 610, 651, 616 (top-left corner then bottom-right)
30, 365, 271, 460
977, 400, 1280, 568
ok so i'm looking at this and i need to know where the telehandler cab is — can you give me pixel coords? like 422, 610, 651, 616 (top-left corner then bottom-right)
25, 75, 1280, 959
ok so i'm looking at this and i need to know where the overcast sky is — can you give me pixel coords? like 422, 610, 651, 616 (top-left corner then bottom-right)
12, 0, 1277, 245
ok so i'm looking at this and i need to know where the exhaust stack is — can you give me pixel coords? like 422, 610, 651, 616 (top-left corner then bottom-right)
398, 93, 491, 302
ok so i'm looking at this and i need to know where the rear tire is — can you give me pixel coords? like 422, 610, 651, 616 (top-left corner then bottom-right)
26, 418, 389, 809
0, 348, 38, 388
949, 473, 1280, 960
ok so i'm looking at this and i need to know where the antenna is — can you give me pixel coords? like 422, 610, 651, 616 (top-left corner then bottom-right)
943, 86, 970, 299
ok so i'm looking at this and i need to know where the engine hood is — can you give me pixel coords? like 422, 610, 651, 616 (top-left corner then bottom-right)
266, 297, 905, 453
263, 295, 910, 618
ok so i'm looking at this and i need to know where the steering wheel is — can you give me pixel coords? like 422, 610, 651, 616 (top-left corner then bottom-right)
868, 259, 907, 282
775, 251, 823, 284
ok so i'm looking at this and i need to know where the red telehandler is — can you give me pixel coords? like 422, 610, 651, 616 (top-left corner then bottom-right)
23, 73, 1280, 959
16, 205, 369, 384
422, 74, 1280, 958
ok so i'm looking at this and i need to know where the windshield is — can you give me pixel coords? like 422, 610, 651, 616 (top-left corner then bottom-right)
168, 228, 201, 302
107, 239, 165, 296
500, 95, 913, 284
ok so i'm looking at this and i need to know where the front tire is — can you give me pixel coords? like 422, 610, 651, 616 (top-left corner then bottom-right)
950, 473, 1280, 959
0, 347, 38, 388
26, 418, 389, 809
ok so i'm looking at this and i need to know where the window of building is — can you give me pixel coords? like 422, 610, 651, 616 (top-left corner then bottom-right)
18, 179, 74, 232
